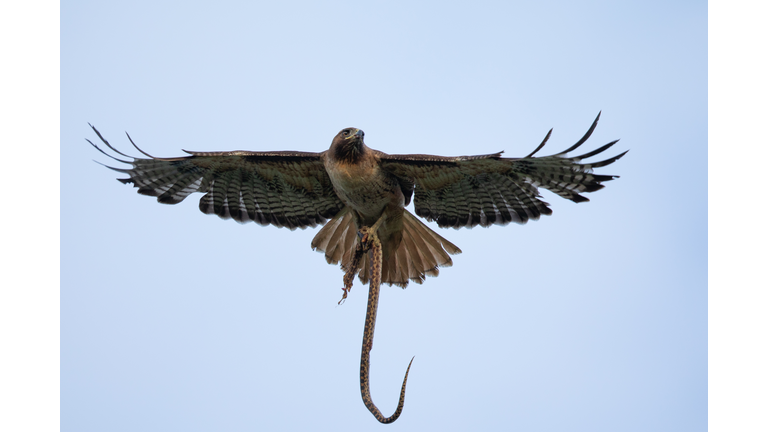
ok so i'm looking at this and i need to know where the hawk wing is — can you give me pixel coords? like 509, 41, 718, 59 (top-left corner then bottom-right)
378, 113, 627, 228
88, 126, 344, 230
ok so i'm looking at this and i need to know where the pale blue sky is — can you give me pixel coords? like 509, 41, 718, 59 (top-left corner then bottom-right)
61, 1, 706, 430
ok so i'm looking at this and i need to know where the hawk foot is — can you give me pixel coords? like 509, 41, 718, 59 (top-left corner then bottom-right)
357, 227, 375, 251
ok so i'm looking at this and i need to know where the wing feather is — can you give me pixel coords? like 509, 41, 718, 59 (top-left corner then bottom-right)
89, 126, 344, 230
379, 114, 626, 228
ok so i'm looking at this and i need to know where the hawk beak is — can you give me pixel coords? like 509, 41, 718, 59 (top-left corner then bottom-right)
345, 129, 362, 140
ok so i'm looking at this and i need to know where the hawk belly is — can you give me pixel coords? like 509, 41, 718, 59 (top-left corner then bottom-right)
324, 156, 405, 258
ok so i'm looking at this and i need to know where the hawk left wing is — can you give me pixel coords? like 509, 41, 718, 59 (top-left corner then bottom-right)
377, 112, 627, 228
88, 125, 345, 229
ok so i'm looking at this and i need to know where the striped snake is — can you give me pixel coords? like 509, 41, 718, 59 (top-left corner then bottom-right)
341, 226, 413, 424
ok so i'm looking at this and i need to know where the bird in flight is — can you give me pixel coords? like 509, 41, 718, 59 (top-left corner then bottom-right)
89, 112, 626, 423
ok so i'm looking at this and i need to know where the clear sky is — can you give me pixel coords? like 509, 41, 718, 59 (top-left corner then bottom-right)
61, 1, 706, 431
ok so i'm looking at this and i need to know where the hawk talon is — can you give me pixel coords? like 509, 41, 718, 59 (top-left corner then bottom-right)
358, 229, 371, 247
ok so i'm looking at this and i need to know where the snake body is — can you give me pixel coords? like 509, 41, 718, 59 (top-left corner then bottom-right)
344, 226, 413, 424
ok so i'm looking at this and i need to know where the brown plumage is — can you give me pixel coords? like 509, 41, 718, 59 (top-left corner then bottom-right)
88, 112, 626, 288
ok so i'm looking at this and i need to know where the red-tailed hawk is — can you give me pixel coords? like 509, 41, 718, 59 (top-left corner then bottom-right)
89, 113, 625, 288
89, 112, 625, 423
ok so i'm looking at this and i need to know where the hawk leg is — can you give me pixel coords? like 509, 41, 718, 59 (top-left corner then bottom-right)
337, 214, 387, 305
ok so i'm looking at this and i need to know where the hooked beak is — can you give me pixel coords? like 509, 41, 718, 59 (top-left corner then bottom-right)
345, 128, 363, 140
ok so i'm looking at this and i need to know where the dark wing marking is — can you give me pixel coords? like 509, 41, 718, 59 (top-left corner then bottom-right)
88, 126, 344, 230
378, 112, 628, 228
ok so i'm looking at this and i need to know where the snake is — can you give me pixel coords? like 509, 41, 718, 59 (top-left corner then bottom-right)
342, 226, 413, 424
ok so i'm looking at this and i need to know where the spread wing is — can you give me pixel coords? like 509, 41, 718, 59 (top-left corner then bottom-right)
88, 126, 344, 230
378, 112, 628, 228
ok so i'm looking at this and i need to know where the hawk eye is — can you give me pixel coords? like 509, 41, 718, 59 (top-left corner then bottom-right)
342, 130, 349, 136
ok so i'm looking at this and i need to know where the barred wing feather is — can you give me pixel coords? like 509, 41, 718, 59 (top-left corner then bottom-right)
87, 126, 344, 230
378, 113, 627, 229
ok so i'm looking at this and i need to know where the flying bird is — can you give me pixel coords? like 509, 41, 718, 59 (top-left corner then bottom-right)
88, 112, 626, 423
89, 113, 625, 288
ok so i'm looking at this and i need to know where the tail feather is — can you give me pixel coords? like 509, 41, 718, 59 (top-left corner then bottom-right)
312, 207, 350, 264
311, 208, 461, 288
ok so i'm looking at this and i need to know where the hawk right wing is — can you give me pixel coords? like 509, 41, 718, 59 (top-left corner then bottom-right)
88, 125, 345, 230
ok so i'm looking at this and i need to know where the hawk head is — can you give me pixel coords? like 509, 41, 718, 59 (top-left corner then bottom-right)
330, 127, 367, 164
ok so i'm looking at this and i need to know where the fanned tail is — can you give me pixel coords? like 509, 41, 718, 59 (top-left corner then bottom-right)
311, 208, 461, 288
